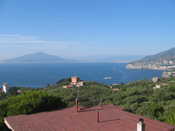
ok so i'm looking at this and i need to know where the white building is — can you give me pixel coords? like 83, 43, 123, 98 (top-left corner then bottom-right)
2, 83, 9, 94
153, 84, 161, 89
152, 77, 159, 83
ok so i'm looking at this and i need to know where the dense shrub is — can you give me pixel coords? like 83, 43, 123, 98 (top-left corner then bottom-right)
0, 90, 66, 130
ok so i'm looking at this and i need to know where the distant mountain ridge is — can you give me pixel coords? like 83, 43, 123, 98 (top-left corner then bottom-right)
0, 53, 143, 64
1, 52, 76, 64
75, 55, 142, 63
126, 48, 175, 70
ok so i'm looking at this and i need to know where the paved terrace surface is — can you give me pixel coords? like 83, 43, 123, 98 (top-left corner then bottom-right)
5, 104, 175, 131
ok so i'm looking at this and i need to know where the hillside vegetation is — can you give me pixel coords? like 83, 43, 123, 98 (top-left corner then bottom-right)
1, 78, 175, 130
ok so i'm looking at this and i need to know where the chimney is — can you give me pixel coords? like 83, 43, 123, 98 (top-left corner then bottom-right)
97, 110, 100, 123
168, 128, 175, 131
75, 97, 79, 112
137, 118, 145, 131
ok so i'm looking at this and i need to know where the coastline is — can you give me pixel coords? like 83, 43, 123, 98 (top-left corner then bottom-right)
126, 63, 175, 70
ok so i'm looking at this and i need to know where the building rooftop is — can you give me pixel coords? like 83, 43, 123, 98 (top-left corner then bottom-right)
4, 104, 175, 131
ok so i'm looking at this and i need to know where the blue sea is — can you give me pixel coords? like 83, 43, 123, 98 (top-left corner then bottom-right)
0, 63, 163, 88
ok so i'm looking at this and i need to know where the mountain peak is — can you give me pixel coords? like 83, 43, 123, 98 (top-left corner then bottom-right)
2, 52, 75, 64
32, 52, 48, 55
23, 52, 53, 57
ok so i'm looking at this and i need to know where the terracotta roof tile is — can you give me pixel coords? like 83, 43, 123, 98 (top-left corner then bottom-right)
4, 104, 175, 131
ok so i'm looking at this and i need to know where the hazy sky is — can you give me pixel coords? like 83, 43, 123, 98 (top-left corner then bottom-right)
0, 0, 175, 60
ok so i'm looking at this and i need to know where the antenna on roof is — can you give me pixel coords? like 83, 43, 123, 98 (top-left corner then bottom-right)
99, 98, 103, 109
75, 86, 80, 112
77, 86, 80, 98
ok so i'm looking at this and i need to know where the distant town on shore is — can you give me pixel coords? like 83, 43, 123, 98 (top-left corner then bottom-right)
127, 47, 175, 70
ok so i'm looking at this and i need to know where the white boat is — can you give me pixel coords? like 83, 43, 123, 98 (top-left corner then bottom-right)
104, 76, 112, 80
